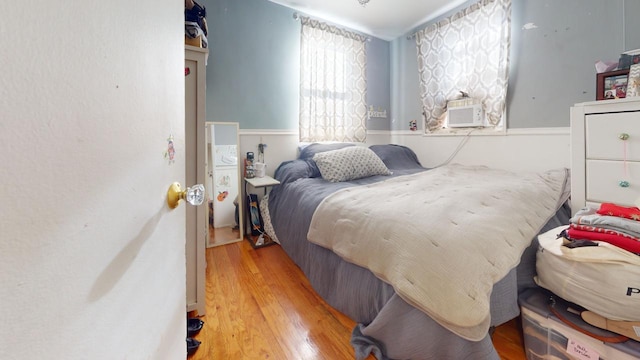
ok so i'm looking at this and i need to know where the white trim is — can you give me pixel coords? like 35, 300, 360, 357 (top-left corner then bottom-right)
238, 127, 571, 137
506, 127, 570, 135
391, 130, 422, 136
239, 129, 394, 136
423, 127, 507, 137
367, 130, 390, 135
574, 98, 640, 114
240, 129, 298, 136
390, 127, 570, 137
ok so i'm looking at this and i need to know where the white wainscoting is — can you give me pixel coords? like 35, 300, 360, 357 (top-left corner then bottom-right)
391, 127, 571, 173
239, 128, 571, 177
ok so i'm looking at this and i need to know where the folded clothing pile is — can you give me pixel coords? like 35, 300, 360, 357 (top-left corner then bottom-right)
565, 203, 640, 255
185, 0, 208, 48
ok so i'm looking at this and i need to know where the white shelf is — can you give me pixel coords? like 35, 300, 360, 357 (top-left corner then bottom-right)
245, 176, 280, 188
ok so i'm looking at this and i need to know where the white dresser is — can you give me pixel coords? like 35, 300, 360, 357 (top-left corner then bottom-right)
570, 98, 640, 215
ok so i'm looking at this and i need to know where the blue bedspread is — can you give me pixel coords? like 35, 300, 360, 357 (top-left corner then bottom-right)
266, 144, 570, 360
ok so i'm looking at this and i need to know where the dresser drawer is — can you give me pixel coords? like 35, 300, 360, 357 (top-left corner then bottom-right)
586, 159, 640, 207
586, 112, 640, 161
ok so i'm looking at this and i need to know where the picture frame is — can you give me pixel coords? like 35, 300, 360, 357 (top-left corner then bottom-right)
627, 63, 640, 98
596, 69, 629, 100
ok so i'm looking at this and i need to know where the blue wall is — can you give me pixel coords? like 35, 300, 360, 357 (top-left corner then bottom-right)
204, 0, 640, 131
204, 0, 391, 130
205, 0, 299, 130
366, 37, 391, 131
391, 0, 640, 130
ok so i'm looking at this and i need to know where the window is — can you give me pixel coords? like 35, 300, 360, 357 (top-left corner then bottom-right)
299, 17, 367, 142
415, 0, 511, 133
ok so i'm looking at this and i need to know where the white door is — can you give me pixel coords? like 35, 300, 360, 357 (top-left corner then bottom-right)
0, 1, 189, 359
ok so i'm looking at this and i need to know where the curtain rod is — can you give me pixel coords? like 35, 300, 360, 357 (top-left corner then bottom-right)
292, 12, 372, 42
407, 0, 494, 42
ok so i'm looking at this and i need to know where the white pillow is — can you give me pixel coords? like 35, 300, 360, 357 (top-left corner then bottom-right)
312, 146, 391, 182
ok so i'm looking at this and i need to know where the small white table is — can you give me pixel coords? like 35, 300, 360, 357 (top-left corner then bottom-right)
244, 175, 280, 193
244, 175, 280, 248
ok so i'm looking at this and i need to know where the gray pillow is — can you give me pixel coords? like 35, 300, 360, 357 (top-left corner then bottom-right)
273, 159, 316, 185
369, 144, 424, 170
298, 142, 355, 160
312, 146, 391, 182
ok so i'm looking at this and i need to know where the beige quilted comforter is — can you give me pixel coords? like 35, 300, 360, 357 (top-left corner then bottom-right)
307, 164, 569, 341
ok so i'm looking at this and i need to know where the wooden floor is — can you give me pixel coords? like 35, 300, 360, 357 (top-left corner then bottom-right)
188, 240, 527, 360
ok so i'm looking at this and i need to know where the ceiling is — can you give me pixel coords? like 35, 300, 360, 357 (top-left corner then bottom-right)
267, 0, 468, 41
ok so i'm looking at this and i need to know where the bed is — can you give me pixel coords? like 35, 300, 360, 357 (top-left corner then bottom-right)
263, 143, 571, 360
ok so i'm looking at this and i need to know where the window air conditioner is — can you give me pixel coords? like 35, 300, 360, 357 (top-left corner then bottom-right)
447, 99, 485, 128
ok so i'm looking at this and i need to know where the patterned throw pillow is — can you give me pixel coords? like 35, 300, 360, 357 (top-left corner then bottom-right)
312, 146, 391, 182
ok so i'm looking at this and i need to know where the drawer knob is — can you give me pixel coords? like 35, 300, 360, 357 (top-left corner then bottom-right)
619, 133, 630, 140
619, 180, 630, 188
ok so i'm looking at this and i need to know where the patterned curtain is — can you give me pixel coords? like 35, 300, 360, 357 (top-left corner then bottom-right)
299, 17, 367, 143
416, 0, 511, 132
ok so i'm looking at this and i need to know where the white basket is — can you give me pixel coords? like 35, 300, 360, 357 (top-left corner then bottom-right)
254, 162, 266, 178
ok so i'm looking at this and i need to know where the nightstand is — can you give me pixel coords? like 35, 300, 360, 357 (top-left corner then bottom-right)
244, 176, 280, 195
244, 176, 280, 248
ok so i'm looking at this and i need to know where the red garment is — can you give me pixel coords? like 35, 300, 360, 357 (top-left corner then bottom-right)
566, 228, 640, 254
569, 223, 640, 241
597, 203, 640, 221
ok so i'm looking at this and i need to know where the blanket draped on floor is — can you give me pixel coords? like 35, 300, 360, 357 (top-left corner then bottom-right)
307, 164, 569, 341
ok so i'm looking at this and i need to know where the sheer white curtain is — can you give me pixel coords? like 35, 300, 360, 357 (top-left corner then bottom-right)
415, 0, 511, 132
299, 17, 367, 143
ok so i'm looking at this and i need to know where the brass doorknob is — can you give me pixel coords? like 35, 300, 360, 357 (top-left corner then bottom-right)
167, 183, 205, 209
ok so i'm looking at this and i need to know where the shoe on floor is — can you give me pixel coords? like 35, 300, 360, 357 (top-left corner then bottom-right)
186, 337, 201, 355
187, 318, 204, 337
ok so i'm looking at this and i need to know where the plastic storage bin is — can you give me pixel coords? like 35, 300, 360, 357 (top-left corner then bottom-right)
519, 287, 640, 360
